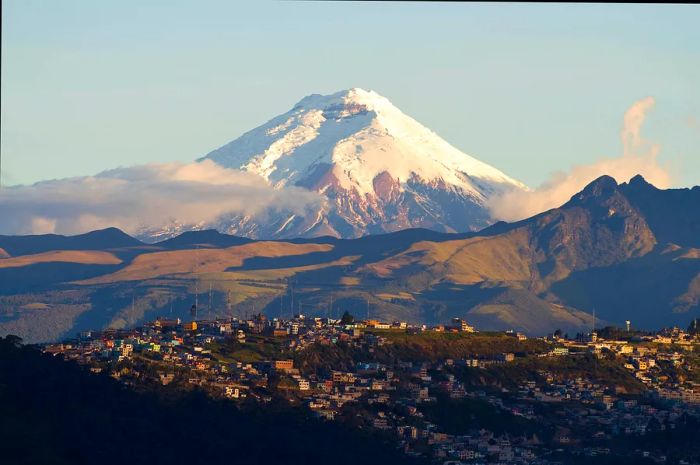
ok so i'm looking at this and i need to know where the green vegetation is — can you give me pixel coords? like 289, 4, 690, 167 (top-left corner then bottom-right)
596, 325, 651, 341
369, 330, 549, 359
295, 341, 360, 375
452, 353, 646, 393
340, 311, 354, 325
294, 330, 643, 394
420, 394, 551, 439
295, 331, 549, 376
207, 335, 288, 363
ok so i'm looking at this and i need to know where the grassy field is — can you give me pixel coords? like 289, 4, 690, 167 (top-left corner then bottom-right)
0, 250, 123, 268
294, 330, 551, 376
453, 353, 647, 393
367, 329, 550, 358
207, 335, 290, 363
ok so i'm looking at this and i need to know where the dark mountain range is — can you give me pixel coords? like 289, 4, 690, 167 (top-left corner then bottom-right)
0, 227, 143, 257
155, 229, 253, 250
617, 174, 700, 248
0, 175, 697, 343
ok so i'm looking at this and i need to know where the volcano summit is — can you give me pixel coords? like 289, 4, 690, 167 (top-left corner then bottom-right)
156, 88, 527, 240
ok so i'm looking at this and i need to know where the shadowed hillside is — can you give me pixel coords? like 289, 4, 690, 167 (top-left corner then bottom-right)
0, 175, 697, 342
0, 336, 424, 465
0, 227, 143, 256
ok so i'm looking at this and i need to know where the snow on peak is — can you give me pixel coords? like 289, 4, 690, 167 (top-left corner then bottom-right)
293, 88, 393, 113
202, 88, 527, 198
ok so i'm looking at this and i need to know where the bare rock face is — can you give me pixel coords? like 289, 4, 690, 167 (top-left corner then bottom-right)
525, 175, 657, 288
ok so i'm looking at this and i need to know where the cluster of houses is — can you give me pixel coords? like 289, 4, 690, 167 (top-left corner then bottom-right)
43, 314, 699, 465
550, 327, 700, 406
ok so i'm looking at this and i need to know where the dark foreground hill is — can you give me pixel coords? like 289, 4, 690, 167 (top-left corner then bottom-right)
0, 175, 698, 342
0, 336, 423, 465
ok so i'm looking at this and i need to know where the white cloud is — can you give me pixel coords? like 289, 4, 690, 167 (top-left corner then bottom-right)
0, 160, 322, 236
621, 96, 657, 157
488, 97, 674, 222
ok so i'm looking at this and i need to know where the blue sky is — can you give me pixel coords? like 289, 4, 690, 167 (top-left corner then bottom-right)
2, 1, 699, 188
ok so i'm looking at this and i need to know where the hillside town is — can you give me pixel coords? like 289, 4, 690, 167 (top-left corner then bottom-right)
44, 314, 700, 465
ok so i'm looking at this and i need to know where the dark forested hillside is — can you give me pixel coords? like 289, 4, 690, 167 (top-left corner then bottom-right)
0, 336, 423, 465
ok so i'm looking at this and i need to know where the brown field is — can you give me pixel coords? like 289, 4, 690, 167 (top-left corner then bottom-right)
375, 292, 415, 301
0, 250, 122, 268
362, 230, 534, 285
77, 242, 334, 284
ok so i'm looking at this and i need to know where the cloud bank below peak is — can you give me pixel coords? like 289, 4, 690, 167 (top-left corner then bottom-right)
0, 160, 323, 236
487, 97, 674, 222
0, 97, 682, 240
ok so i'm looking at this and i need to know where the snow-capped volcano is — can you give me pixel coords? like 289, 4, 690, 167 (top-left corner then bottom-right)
193, 88, 526, 239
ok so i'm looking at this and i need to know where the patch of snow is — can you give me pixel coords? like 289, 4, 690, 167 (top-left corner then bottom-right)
202, 88, 526, 198
275, 214, 297, 235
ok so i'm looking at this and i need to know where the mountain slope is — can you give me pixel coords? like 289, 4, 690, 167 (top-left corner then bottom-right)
464, 288, 597, 336
358, 175, 699, 329
618, 174, 700, 248
362, 175, 658, 289
196, 88, 526, 239
155, 230, 253, 250
0, 175, 697, 342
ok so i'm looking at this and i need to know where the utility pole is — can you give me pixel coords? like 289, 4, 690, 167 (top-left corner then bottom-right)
593, 307, 596, 332
209, 282, 213, 317
194, 245, 199, 321
194, 280, 198, 321
593, 306, 597, 372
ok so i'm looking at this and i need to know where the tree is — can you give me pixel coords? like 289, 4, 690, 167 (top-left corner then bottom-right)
0, 334, 23, 349
340, 311, 354, 325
